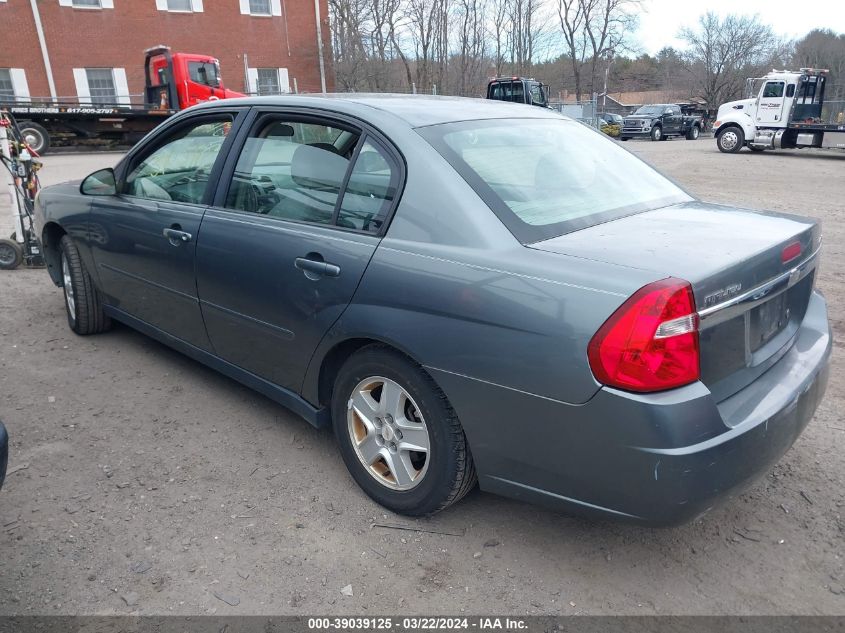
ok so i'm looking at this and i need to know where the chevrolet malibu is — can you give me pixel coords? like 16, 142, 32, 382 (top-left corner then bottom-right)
33, 96, 830, 525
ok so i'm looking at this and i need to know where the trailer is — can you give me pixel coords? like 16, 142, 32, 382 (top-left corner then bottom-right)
0, 46, 244, 154
713, 68, 845, 153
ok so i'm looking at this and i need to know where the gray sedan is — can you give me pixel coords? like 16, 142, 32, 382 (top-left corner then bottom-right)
33, 95, 830, 525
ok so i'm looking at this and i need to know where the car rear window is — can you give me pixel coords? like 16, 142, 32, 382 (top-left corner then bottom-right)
418, 118, 691, 243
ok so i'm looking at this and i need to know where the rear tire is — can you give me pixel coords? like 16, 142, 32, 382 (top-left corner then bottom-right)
716, 126, 744, 153
0, 239, 23, 270
620, 137, 630, 141
331, 345, 477, 516
686, 125, 700, 140
59, 235, 111, 335
749, 146, 766, 152
18, 121, 50, 155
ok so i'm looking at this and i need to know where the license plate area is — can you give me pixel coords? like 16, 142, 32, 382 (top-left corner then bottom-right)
749, 292, 789, 352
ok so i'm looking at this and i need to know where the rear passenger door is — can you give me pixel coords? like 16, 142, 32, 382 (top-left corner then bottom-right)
195, 110, 403, 393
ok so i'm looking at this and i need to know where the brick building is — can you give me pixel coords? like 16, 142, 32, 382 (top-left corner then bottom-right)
0, 0, 332, 104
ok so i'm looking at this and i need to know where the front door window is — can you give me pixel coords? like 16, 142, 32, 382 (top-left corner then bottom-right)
124, 117, 233, 204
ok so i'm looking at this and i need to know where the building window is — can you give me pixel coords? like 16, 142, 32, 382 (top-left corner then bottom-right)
256, 69, 280, 95
0, 69, 30, 102
156, 0, 203, 11
249, 0, 271, 14
74, 67, 129, 105
59, 0, 114, 9
0, 70, 14, 100
239, 0, 280, 16
248, 68, 290, 95
86, 69, 117, 105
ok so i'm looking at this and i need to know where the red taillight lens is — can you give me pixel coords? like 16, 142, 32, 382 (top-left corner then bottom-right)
587, 278, 700, 392
781, 241, 802, 263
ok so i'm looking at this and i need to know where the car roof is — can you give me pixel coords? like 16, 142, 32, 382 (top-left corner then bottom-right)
191, 93, 565, 128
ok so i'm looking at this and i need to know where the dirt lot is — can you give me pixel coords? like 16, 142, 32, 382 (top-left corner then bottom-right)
0, 140, 843, 616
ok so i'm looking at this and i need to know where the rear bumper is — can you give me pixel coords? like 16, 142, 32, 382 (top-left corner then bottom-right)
431, 290, 831, 526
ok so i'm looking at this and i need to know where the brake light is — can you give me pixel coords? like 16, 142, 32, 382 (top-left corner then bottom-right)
588, 278, 700, 392
781, 241, 802, 263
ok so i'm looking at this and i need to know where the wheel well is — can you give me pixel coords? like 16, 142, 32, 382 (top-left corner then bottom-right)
718, 123, 743, 134
317, 338, 412, 408
41, 222, 66, 285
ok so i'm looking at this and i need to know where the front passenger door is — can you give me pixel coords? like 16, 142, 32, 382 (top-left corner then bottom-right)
89, 113, 242, 350
195, 112, 402, 392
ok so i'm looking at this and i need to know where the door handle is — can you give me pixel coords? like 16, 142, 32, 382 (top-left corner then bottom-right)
295, 255, 341, 279
163, 227, 192, 246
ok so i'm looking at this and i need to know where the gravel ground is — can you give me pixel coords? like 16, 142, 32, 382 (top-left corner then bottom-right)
0, 139, 843, 616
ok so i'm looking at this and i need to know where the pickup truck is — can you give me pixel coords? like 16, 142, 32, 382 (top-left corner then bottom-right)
621, 104, 703, 141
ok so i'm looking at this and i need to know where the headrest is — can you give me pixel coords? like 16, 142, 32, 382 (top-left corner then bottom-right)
291, 144, 348, 190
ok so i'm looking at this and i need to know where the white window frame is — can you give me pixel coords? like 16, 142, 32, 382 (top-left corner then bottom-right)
0, 69, 30, 102
155, 0, 203, 12
73, 67, 130, 106
239, 0, 281, 16
247, 67, 290, 95
59, 0, 115, 9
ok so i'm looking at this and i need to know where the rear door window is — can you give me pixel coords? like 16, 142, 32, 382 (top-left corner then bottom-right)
223, 115, 400, 233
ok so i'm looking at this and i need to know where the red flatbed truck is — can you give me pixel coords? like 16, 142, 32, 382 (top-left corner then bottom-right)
0, 46, 244, 154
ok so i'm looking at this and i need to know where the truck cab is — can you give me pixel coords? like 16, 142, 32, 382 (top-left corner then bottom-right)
144, 46, 244, 111
714, 68, 845, 153
486, 77, 548, 107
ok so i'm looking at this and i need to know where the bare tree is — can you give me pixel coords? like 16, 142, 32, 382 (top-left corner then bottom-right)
793, 29, 845, 100
557, 0, 586, 99
582, 0, 639, 98
679, 12, 780, 111
454, 0, 488, 95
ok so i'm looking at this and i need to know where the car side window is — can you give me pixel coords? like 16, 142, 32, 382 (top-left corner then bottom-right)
225, 118, 357, 225
124, 117, 232, 204
337, 140, 398, 233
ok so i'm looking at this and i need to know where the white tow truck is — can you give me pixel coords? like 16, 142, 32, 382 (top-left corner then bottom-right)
713, 68, 845, 153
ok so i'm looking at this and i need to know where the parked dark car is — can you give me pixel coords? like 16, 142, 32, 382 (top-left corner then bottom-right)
0, 421, 7, 491
599, 112, 624, 127
33, 95, 830, 525
621, 104, 702, 141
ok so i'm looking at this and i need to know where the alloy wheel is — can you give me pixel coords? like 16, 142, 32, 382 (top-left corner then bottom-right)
346, 376, 431, 491
62, 253, 76, 318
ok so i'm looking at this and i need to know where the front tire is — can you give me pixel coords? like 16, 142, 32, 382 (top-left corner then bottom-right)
332, 345, 476, 516
650, 126, 662, 141
59, 235, 111, 335
716, 126, 744, 153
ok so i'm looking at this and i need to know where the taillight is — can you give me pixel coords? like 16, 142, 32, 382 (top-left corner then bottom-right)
781, 241, 802, 263
587, 278, 700, 393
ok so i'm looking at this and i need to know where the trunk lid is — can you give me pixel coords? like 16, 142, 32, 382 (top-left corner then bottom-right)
530, 201, 821, 402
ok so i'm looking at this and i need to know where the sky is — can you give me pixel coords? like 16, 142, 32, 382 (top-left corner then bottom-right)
634, 0, 845, 55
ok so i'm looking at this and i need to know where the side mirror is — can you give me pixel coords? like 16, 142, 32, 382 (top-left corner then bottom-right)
80, 168, 117, 196
664, 109, 673, 115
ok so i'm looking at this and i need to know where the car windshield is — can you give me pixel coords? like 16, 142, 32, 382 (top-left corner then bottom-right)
418, 118, 691, 242
633, 105, 667, 116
